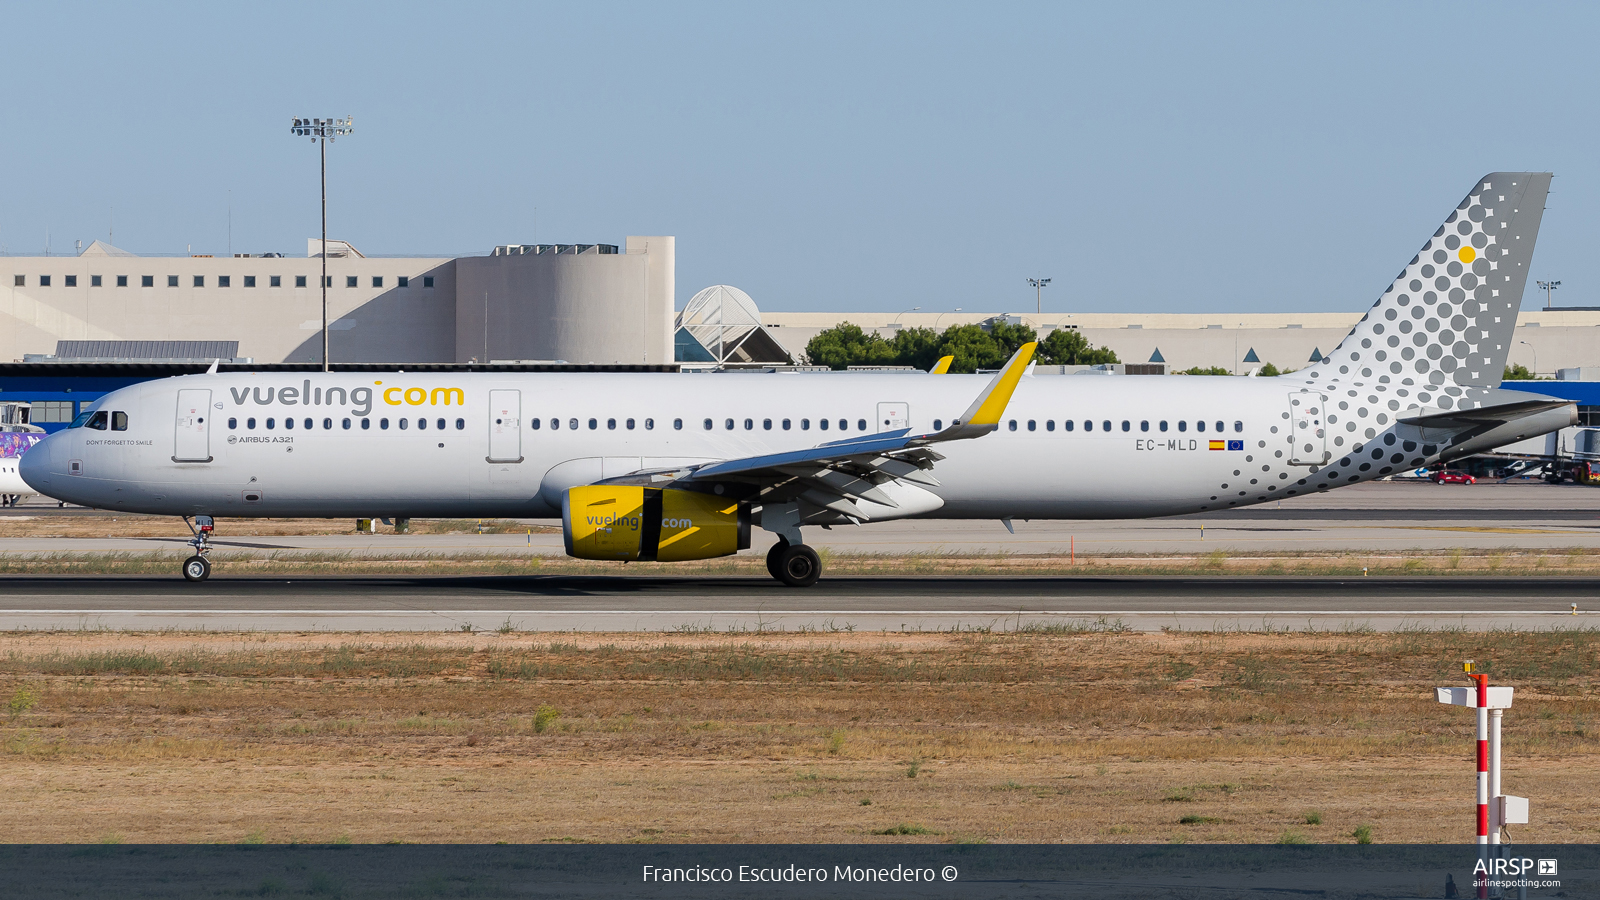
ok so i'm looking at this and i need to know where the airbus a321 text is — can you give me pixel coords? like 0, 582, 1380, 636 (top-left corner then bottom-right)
21, 173, 1575, 585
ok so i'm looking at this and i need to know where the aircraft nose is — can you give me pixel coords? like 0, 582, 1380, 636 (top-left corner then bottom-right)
18, 432, 64, 493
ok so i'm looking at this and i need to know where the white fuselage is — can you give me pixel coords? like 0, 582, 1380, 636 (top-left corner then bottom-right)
20, 370, 1380, 521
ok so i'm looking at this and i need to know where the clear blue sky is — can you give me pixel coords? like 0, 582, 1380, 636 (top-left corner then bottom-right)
1, 2, 1593, 315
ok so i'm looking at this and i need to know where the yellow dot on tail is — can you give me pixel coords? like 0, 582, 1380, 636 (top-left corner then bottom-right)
1458, 246, 1476, 263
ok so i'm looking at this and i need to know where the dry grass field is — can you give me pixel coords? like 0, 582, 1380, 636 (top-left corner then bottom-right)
0, 629, 1594, 845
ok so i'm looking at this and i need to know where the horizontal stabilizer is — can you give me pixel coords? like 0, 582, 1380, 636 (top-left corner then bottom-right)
1400, 398, 1574, 430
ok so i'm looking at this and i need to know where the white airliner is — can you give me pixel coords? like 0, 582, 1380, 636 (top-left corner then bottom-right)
0, 432, 44, 507
21, 172, 1575, 585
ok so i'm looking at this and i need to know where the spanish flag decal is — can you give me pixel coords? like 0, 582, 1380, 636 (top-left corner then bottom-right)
1209, 440, 1225, 450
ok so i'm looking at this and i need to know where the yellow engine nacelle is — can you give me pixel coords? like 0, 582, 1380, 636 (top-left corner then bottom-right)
563, 485, 750, 562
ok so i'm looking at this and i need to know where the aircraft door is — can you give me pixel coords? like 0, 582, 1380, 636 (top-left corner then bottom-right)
877, 401, 909, 432
1287, 391, 1330, 466
488, 389, 523, 463
173, 389, 213, 462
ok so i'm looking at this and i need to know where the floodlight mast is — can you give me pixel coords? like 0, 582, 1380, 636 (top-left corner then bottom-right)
1536, 279, 1559, 310
289, 116, 354, 372
1028, 277, 1051, 315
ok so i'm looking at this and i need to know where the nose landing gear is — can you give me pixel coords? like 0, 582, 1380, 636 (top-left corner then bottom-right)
181, 515, 215, 583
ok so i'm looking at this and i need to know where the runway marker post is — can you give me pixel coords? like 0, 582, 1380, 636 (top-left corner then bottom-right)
1437, 662, 1526, 898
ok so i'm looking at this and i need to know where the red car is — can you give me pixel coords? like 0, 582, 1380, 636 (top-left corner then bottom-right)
1430, 471, 1476, 484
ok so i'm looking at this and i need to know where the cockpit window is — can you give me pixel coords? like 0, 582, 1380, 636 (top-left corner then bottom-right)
84, 411, 109, 431
68, 411, 93, 429
111, 412, 128, 431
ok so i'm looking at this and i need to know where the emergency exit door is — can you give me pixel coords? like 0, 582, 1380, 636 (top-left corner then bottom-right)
174, 389, 212, 462
1287, 391, 1330, 465
488, 390, 522, 463
877, 401, 909, 433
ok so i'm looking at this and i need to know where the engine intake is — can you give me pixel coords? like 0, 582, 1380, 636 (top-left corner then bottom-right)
563, 485, 750, 561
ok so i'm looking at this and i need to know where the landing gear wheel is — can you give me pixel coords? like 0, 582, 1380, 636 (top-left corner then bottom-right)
765, 537, 789, 581
775, 543, 821, 588
182, 555, 211, 583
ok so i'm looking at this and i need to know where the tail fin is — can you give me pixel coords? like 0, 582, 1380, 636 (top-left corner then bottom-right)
1312, 173, 1551, 389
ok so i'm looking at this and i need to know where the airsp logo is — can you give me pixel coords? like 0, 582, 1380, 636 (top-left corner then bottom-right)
1538, 859, 1558, 876
227, 435, 238, 444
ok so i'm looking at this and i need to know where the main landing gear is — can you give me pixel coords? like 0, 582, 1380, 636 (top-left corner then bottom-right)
181, 515, 215, 583
765, 537, 821, 588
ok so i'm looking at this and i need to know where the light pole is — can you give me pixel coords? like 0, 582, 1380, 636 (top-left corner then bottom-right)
290, 116, 354, 372
1519, 340, 1538, 378
1028, 277, 1051, 315
935, 308, 963, 331
892, 306, 921, 329
1536, 279, 1560, 310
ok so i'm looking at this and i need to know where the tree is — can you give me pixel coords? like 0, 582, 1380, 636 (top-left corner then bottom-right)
1037, 328, 1120, 366
887, 326, 944, 372
1258, 362, 1281, 377
803, 322, 898, 370
935, 324, 1015, 373
1503, 363, 1536, 381
1178, 366, 1233, 376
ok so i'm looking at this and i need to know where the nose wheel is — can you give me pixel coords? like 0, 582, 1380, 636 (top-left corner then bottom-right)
182, 555, 211, 582
767, 539, 821, 588
181, 515, 216, 583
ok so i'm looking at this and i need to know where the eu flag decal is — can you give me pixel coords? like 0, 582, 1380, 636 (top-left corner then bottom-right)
1227, 440, 1244, 451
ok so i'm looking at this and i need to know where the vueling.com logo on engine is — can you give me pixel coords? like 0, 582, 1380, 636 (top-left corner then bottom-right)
587, 513, 641, 530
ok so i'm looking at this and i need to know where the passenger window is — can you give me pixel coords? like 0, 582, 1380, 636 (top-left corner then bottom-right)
1160, 421, 1169, 432
303, 418, 313, 429
781, 419, 790, 430
1064, 420, 1074, 432
625, 418, 635, 430
703, 418, 713, 430
111, 411, 128, 431
857, 419, 866, 431
248, 418, 257, 429
1083, 420, 1093, 432
1027, 420, 1036, 431
343, 418, 352, 430
417, 418, 426, 430
839, 419, 848, 431
228, 417, 238, 429
672, 419, 681, 430
819, 419, 829, 431
744, 418, 753, 430
1234, 420, 1243, 432
437, 418, 445, 430
933, 419, 942, 431
1216, 421, 1225, 432
607, 418, 616, 430
284, 417, 295, 430
1121, 421, 1130, 432
322, 418, 331, 429
644, 418, 654, 430
550, 418, 559, 430
801, 419, 811, 430
399, 418, 409, 430
1178, 421, 1187, 432
1103, 420, 1112, 431
1198, 420, 1208, 432
455, 418, 464, 430
1008, 420, 1017, 431
725, 418, 735, 430
588, 418, 597, 430
380, 418, 389, 430
531, 418, 541, 430
1046, 420, 1055, 432
569, 418, 579, 430
1140, 420, 1149, 432
266, 418, 276, 430
86, 411, 109, 430
361, 418, 370, 430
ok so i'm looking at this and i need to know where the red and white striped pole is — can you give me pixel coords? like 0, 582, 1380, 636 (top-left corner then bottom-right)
1473, 668, 1489, 899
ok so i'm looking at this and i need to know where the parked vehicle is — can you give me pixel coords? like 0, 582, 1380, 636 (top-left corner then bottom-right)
1430, 471, 1476, 485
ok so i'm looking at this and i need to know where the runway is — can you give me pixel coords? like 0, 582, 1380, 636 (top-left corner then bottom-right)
1, 573, 1592, 633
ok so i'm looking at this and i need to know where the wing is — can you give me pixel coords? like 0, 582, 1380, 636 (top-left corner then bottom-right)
599, 342, 1037, 520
